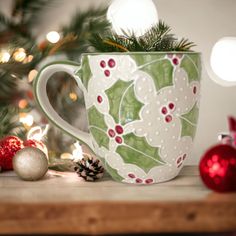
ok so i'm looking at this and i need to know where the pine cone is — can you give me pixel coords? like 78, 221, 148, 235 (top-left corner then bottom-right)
74, 154, 104, 181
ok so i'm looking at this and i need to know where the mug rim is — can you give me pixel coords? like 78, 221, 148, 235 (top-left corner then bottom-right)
82, 51, 201, 56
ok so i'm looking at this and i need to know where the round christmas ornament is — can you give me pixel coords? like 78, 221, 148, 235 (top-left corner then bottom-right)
24, 139, 48, 157
13, 147, 48, 181
0, 136, 24, 171
199, 144, 236, 192
74, 154, 104, 182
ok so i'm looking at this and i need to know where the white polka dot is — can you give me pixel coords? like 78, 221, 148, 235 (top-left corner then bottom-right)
142, 78, 146, 82
149, 138, 153, 142
164, 154, 167, 158
185, 107, 188, 111
168, 90, 172, 94
184, 96, 187, 100
175, 98, 178, 101
148, 122, 152, 126
157, 117, 161, 121
149, 88, 153, 92
138, 87, 142, 91
155, 131, 159, 135
164, 98, 167, 102
174, 146, 177, 150
146, 110, 150, 114
165, 128, 168, 132
161, 140, 164, 144
183, 77, 186, 81
172, 136, 176, 139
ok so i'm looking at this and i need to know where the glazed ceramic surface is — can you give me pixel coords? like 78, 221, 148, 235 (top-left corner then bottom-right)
34, 52, 201, 184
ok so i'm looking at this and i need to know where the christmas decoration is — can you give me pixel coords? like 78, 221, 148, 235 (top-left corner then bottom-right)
199, 117, 236, 192
199, 144, 236, 192
24, 139, 48, 156
0, 0, 108, 164
90, 20, 195, 52
0, 136, 23, 170
13, 147, 48, 181
74, 154, 104, 181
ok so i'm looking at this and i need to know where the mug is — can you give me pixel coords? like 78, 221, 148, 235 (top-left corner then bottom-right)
34, 52, 201, 184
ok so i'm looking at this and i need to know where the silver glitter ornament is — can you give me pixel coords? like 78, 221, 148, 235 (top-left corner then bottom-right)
13, 147, 48, 181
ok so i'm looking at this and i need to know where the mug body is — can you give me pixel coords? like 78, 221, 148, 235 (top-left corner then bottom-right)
77, 52, 201, 184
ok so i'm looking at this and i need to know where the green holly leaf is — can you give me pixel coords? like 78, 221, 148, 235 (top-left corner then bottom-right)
76, 56, 92, 89
180, 54, 201, 83
106, 80, 143, 125
132, 55, 173, 91
88, 106, 109, 149
117, 133, 165, 173
105, 162, 124, 182
180, 103, 199, 139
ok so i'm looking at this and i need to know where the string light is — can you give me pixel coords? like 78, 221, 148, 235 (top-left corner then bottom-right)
60, 153, 74, 160
18, 99, 28, 109
46, 31, 60, 43
69, 92, 78, 101
13, 48, 26, 62
19, 113, 34, 127
0, 50, 11, 63
28, 69, 38, 83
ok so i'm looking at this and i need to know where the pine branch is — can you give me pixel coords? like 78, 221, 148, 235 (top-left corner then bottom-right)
0, 106, 24, 138
90, 20, 196, 52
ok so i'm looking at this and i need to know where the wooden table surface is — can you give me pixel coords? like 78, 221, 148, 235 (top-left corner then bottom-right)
0, 166, 235, 235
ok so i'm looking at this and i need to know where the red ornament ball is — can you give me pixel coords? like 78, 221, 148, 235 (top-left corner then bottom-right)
199, 144, 236, 192
0, 136, 24, 171
24, 139, 48, 156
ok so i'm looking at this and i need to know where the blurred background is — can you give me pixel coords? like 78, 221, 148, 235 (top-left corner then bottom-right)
0, 0, 236, 165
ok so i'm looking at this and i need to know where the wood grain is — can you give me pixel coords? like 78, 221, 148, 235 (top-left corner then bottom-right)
0, 166, 236, 235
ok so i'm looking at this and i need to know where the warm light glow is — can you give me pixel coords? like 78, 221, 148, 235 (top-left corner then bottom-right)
18, 99, 28, 109
28, 69, 38, 83
60, 152, 74, 160
211, 37, 236, 82
107, 0, 158, 37
27, 125, 49, 141
13, 48, 26, 62
69, 92, 78, 101
19, 113, 34, 127
72, 141, 83, 161
46, 31, 60, 43
0, 51, 11, 63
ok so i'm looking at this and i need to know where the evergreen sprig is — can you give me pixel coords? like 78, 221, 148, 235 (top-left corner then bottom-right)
0, 106, 23, 139
90, 20, 196, 52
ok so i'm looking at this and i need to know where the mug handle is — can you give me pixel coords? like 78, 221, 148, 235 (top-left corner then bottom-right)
34, 61, 94, 151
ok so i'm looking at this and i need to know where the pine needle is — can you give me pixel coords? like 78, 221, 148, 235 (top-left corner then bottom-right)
90, 20, 196, 52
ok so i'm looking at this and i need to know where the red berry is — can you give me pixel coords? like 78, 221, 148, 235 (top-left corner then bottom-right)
145, 179, 154, 184
172, 58, 179, 65
161, 107, 168, 115
115, 125, 123, 134
100, 60, 106, 68
108, 129, 115, 138
168, 103, 175, 110
177, 157, 182, 164
128, 173, 136, 178
115, 136, 123, 144
193, 86, 197, 94
108, 59, 116, 68
97, 96, 103, 103
104, 70, 110, 77
0, 136, 23, 171
165, 115, 172, 123
136, 178, 143, 183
